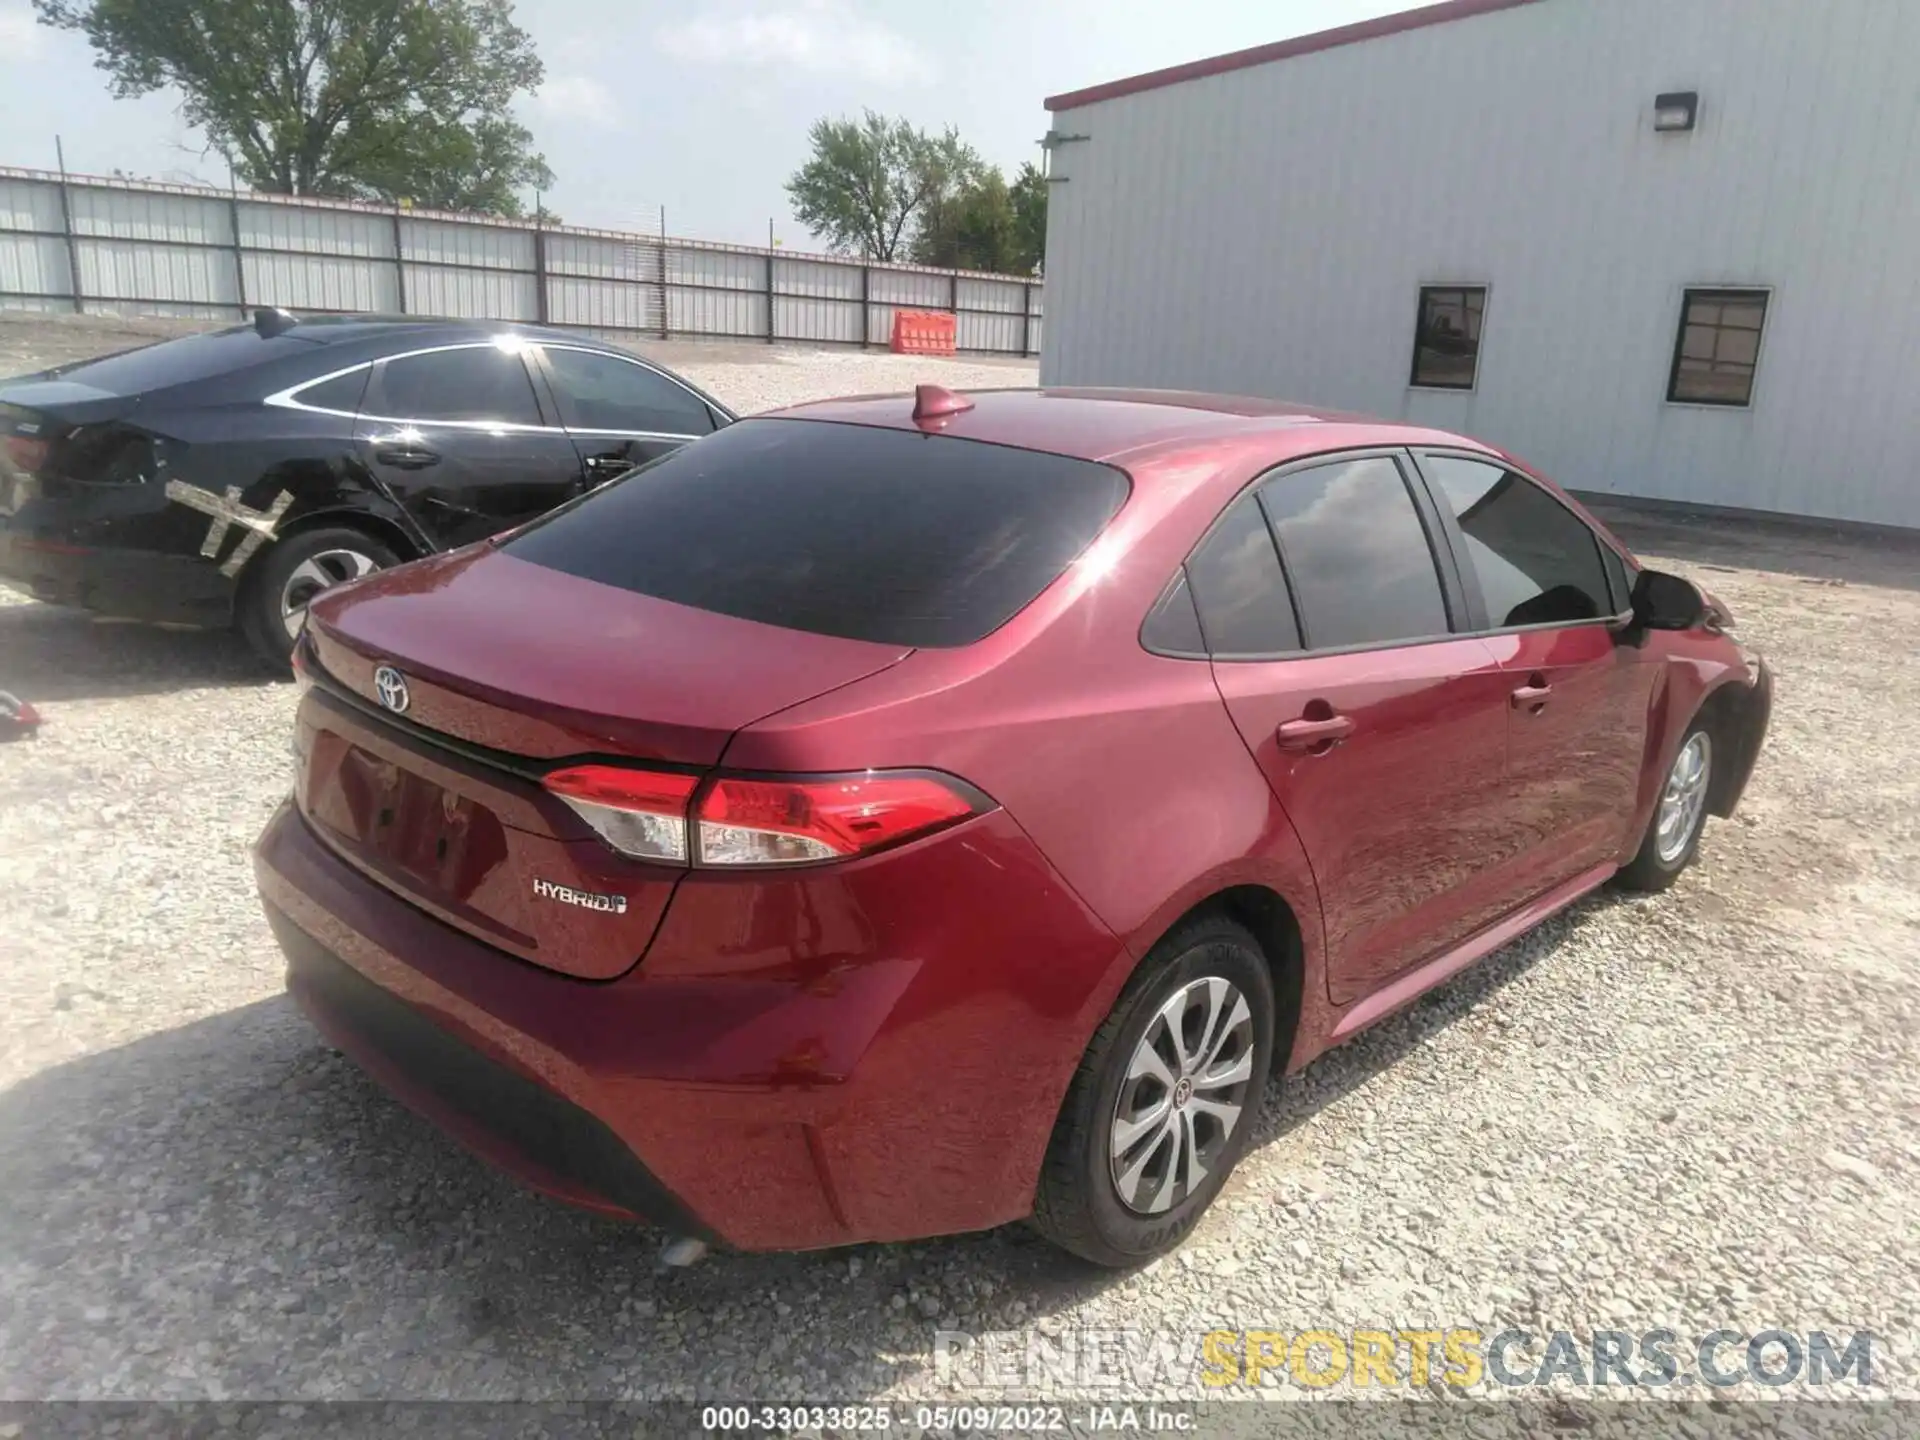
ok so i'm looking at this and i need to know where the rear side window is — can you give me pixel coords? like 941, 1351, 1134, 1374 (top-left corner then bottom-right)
1423, 455, 1611, 627
47, 327, 308, 395
1186, 495, 1300, 656
503, 419, 1130, 647
375, 347, 542, 426
1261, 456, 1450, 650
540, 347, 715, 435
294, 367, 370, 415
1141, 574, 1206, 655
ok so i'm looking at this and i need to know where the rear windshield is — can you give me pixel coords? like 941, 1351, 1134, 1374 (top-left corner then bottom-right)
47, 327, 308, 395
503, 417, 1130, 647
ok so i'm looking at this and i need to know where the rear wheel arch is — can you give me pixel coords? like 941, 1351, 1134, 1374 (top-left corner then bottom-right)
228, 506, 420, 620
232, 513, 410, 666
1133, 884, 1307, 1076
263, 506, 423, 565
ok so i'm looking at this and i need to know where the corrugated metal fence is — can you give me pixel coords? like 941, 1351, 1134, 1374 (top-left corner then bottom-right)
0, 166, 1044, 356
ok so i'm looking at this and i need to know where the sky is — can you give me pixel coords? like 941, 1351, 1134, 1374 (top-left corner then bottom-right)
0, 0, 1414, 248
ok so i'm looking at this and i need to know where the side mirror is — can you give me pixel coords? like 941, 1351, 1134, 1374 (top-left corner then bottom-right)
1630, 568, 1706, 631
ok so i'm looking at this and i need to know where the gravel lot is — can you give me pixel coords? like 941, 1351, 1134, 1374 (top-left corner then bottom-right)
0, 315, 1915, 1411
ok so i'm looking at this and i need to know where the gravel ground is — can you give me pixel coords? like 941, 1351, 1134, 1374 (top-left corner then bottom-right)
0, 315, 1915, 1414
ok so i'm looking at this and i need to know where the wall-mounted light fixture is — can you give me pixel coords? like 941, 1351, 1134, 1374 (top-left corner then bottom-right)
1654, 92, 1700, 133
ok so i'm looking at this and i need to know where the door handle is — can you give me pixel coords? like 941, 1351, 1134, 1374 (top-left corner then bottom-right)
374, 445, 440, 470
583, 455, 633, 480
1276, 714, 1355, 750
1510, 681, 1553, 711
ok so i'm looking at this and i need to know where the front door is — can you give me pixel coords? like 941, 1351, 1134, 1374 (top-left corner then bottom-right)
531, 344, 719, 488
357, 343, 585, 548
1191, 454, 1520, 1005
1415, 453, 1656, 894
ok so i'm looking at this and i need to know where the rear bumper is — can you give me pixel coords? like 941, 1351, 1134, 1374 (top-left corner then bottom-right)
270, 901, 716, 1237
254, 797, 1125, 1251
0, 509, 233, 625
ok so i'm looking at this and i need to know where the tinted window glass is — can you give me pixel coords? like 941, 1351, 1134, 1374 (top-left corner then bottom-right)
504, 419, 1129, 647
1424, 456, 1611, 627
1262, 457, 1450, 649
1141, 573, 1206, 655
541, 347, 715, 435
1186, 495, 1300, 655
377, 347, 541, 425
297, 367, 370, 414
48, 327, 308, 395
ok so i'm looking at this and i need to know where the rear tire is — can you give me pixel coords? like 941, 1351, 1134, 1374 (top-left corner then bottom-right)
239, 526, 398, 670
1616, 720, 1714, 892
1030, 915, 1274, 1268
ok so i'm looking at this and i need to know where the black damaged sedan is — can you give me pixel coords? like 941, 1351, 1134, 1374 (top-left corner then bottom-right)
0, 312, 734, 663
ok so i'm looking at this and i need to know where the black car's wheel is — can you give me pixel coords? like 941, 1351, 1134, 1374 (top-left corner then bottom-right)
1030, 914, 1274, 1267
240, 526, 398, 668
1616, 720, 1714, 892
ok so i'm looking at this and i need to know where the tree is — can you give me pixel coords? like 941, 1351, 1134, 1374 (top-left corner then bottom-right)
913, 169, 1016, 273
786, 111, 983, 263
1009, 161, 1048, 275
33, 0, 554, 217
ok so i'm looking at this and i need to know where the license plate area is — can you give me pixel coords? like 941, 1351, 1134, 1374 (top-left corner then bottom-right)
316, 735, 512, 905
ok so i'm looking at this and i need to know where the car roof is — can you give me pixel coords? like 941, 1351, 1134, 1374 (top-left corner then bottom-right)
769, 387, 1498, 469
282, 316, 607, 348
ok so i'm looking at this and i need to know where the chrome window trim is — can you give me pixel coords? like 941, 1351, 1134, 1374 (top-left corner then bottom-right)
263, 339, 706, 440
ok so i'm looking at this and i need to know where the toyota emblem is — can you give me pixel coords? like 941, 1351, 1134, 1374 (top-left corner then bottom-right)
373, 665, 410, 714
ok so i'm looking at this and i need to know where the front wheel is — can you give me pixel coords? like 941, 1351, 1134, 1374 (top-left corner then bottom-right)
1030, 915, 1275, 1267
1616, 722, 1714, 892
240, 526, 398, 669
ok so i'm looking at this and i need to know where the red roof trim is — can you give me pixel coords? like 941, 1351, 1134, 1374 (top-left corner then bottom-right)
1044, 0, 1543, 112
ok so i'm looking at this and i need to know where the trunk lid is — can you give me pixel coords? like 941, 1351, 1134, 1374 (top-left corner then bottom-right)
298, 545, 913, 978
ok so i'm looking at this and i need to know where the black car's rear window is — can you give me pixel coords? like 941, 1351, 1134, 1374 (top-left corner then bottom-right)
49, 327, 308, 395
503, 418, 1131, 647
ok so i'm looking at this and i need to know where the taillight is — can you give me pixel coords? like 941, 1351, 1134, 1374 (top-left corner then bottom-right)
544, 764, 701, 864
541, 765, 986, 867
5, 435, 49, 474
696, 773, 980, 864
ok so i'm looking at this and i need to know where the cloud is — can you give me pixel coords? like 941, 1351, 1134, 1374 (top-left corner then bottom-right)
531, 74, 619, 126
656, 0, 933, 86
0, 5, 44, 59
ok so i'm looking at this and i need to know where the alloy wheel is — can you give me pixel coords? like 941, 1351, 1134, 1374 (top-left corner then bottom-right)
1108, 975, 1256, 1214
1655, 731, 1713, 864
279, 548, 380, 638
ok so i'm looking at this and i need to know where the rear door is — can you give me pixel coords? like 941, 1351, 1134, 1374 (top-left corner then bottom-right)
1414, 452, 1655, 893
1197, 452, 1517, 1004
357, 343, 584, 547
530, 344, 721, 486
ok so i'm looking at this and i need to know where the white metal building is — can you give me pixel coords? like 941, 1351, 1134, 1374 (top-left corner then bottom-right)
1039, 0, 1920, 528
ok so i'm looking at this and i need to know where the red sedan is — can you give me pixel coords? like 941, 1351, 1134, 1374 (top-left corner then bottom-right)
254, 386, 1771, 1266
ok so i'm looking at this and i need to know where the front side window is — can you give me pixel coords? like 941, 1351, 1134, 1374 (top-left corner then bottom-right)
1409, 285, 1486, 390
1667, 288, 1767, 406
539, 347, 716, 436
375, 347, 542, 426
1261, 456, 1451, 650
1423, 455, 1612, 627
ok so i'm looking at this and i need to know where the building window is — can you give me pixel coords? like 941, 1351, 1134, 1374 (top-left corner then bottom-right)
1409, 285, 1486, 390
1667, 288, 1768, 407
